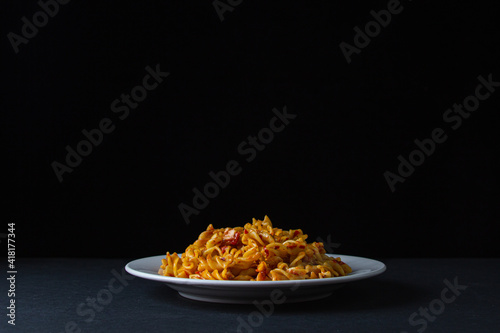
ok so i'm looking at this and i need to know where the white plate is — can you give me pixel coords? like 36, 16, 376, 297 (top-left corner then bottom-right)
125, 254, 386, 304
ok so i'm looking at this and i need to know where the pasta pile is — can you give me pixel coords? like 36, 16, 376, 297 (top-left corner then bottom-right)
158, 216, 352, 281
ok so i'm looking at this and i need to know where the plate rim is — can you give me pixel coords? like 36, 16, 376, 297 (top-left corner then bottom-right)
125, 253, 386, 287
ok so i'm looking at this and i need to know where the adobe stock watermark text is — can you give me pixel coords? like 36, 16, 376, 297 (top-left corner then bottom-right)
59, 267, 134, 333
340, 0, 410, 64
6, 223, 16, 326
51, 64, 169, 183
212, 0, 243, 22
401, 276, 467, 333
384, 73, 498, 192
7, 0, 71, 54
179, 106, 297, 224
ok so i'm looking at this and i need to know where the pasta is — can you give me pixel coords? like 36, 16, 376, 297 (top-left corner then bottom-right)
158, 216, 352, 281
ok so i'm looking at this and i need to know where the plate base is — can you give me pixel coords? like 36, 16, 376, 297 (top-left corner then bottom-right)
177, 291, 334, 304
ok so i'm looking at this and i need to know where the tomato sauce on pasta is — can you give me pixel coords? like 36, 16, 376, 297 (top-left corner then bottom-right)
158, 216, 352, 281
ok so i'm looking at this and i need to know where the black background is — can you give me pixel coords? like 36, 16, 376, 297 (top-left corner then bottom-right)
2, 0, 499, 258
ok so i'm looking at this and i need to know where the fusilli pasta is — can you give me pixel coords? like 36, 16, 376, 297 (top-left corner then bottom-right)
158, 216, 352, 281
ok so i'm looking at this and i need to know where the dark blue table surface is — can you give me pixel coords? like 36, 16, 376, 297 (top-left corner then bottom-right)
1, 257, 499, 333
